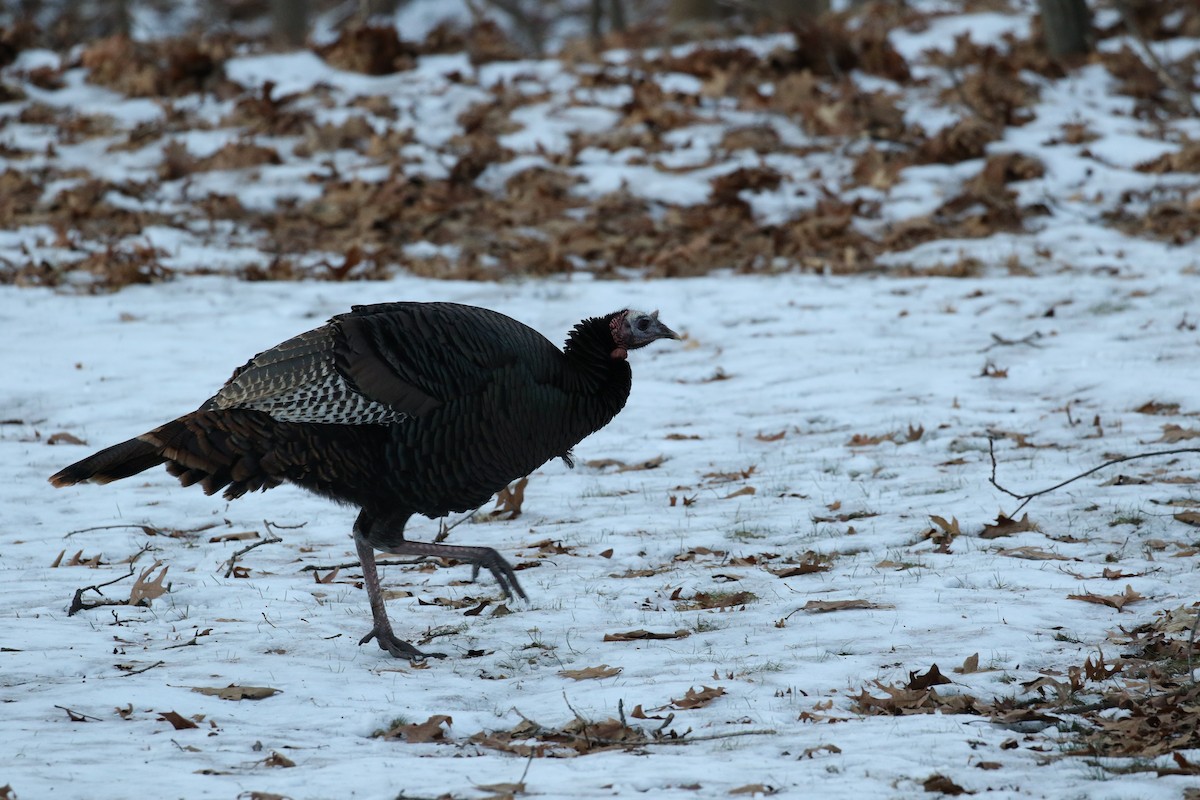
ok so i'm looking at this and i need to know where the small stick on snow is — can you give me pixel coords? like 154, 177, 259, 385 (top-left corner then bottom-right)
434, 508, 480, 544
64, 523, 163, 539
118, 660, 165, 677
300, 557, 427, 572
222, 535, 283, 579
981, 332, 1044, 352
988, 438, 1200, 516
55, 705, 103, 722
67, 564, 138, 616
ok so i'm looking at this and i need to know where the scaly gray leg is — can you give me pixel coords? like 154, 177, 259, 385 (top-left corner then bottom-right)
354, 529, 445, 661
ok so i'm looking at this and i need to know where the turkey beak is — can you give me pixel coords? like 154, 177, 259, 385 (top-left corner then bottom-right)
649, 310, 679, 341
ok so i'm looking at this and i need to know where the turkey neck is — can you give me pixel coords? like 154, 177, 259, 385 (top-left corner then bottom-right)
561, 314, 633, 413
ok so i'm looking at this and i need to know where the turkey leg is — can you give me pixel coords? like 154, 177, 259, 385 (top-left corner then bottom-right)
353, 511, 527, 660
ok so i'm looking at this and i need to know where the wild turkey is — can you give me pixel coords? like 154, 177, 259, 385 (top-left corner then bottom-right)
49, 302, 678, 660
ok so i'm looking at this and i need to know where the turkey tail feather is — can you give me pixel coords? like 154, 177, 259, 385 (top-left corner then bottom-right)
48, 437, 165, 487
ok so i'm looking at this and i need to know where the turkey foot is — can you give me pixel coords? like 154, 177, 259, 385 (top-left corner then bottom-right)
380, 539, 527, 602
359, 627, 446, 661
465, 546, 527, 602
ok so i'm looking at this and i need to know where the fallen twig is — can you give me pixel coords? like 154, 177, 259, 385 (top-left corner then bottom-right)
434, 508, 480, 544
55, 705, 102, 722
988, 438, 1200, 516
67, 564, 138, 616
65, 523, 161, 539
222, 535, 282, 578
1114, 0, 1199, 117
981, 332, 1044, 352
118, 660, 165, 677
263, 518, 307, 534
300, 557, 430, 572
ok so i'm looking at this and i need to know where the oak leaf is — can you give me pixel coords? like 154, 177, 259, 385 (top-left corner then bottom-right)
191, 685, 280, 701
1067, 585, 1144, 612
802, 599, 892, 613
558, 664, 622, 680
157, 710, 198, 730
980, 513, 1039, 539
603, 629, 691, 642
671, 685, 725, 709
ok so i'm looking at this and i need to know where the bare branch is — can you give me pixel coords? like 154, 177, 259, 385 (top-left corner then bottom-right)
118, 660, 165, 677
988, 437, 1200, 516
1113, 0, 1199, 117
222, 535, 283, 579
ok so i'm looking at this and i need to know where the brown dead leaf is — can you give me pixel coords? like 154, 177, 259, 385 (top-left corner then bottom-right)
998, 545, 1070, 561
475, 783, 526, 796
1174, 511, 1200, 527
771, 552, 832, 577
924, 515, 962, 552
558, 665, 622, 680
980, 362, 1008, 379
129, 561, 170, 605
703, 466, 756, 484
263, 751, 295, 768
491, 476, 527, 519
955, 653, 980, 675
208, 530, 258, 543
723, 486, 756, 499
610, 567, 662, 578
847, 431, 894, 446
802, 599, 892, 613
679, 591, 756, 610
980, 513, 1039, 539
755, 430, 786, 442
1067, 585, 1145, 612
1136, 401, 1181, 415
191, 685, 279, 701
374, 714, 453, 743
603, 629, 691, 642
585, 456, 666, 472
157, 710, 198, 730
47, 431, 86, 445
907, 664, 952, 691
922, 774, 967, 795
1158, 424, 1200, 443
671, 685, 726, 710
800, 743, 842, 759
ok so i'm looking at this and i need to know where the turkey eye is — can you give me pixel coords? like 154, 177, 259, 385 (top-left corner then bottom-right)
636, 317, 650, 331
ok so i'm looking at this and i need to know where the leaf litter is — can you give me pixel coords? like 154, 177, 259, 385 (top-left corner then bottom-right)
4, 3, 1200, 798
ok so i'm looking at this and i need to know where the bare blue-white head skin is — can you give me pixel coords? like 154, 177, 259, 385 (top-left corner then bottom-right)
609, 309, 679, 358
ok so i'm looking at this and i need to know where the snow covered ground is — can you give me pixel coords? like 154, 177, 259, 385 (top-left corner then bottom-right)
4, 269, 1200, 799
2, 2, 1200, 798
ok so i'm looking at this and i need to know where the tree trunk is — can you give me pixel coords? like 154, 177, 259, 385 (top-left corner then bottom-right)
1039, 0, 1091, 58
272, 0, 311, 47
